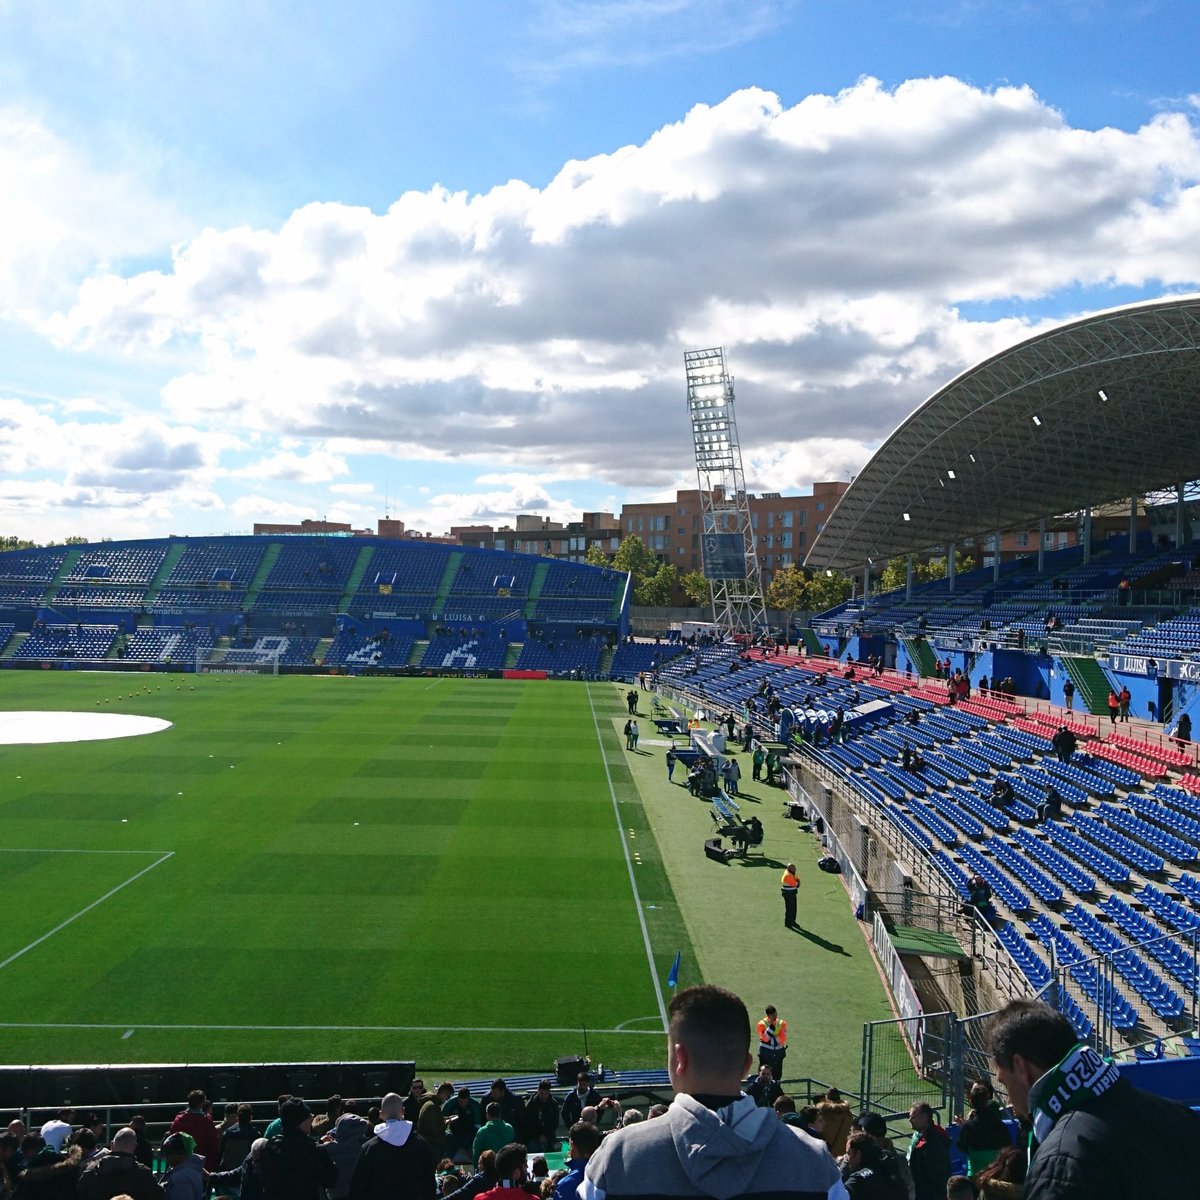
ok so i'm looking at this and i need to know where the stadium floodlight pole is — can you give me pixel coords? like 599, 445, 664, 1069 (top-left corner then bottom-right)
684, 347, 768, 639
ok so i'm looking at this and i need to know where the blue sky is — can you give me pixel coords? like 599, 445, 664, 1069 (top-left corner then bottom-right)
0, 0, 1198, 541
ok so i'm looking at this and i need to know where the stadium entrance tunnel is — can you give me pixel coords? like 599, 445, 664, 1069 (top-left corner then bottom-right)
0, 711, 173, 745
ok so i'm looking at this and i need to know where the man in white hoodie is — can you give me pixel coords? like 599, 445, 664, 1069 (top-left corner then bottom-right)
579, 985, 847, 1200
348, 1091, 436, 1200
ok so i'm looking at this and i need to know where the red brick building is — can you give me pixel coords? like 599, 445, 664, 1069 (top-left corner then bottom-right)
620, 481, 851, 595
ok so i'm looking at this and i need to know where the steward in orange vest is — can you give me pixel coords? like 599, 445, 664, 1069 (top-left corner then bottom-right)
757, 1005, 788, 1078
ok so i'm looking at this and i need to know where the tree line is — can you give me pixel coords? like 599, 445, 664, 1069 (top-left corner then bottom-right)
0, 535, 96, 552
589, 534, 973, 615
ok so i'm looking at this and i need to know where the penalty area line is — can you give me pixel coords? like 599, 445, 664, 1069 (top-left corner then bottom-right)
0, 1021, 666, 1035
0, 848, 174, 855
0, 851, 175, 975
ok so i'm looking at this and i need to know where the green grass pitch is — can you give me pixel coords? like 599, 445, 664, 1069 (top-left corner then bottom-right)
0, 671, 895, 1088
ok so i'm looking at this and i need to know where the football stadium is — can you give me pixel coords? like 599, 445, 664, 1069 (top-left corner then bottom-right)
3, 295, 1200, 1166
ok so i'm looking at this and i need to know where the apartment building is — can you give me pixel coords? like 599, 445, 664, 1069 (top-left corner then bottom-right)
453, 512, 622, 560
619, 481, 851, 593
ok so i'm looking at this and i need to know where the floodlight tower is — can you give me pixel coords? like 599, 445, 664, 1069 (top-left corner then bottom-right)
684, 347, 768, 637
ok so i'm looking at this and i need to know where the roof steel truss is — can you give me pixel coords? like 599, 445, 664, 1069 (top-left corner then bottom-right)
807, 296, 1200, 570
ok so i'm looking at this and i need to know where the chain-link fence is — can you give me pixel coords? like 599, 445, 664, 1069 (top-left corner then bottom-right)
860, 1012, 953, 1119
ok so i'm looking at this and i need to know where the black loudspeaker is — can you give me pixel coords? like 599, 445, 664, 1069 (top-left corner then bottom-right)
208, 1071, 245, 1103
705, 837, 731, 863
555, 1056, 586, 1085
343, 1062, 416, 1101
0, 1061, 418, 1112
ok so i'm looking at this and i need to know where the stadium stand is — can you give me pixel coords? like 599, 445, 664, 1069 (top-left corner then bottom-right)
14, 623, 117, 660
0, 535, 635, 678
64, 545, 167, 585
420, 631, 509, 671
657, 616, 1200, 1047
122, 627, 214, 664
513, 631, 605, 676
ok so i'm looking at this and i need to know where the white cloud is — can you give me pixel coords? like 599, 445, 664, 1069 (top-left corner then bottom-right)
0, 397, 231, 541
514, 0, 787, 81
0, 475, 224, 543
0, 106, 185, 317
235, 448, 350, 484
23, 76, 1200, 534
231, 491, 376, 528
397, 478, 589, 535
230, 493, 311, 523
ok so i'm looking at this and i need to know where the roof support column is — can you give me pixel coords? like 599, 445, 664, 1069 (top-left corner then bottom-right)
905, 554, 914, 600
1082, 508, 1092, 564
1037, 519, 1045, 573
948, 542, 956, 594
993, 531, 1001, 581
1129, 495, 1138, 554
1178, 482, 1187, 548
862, 563, 871, 607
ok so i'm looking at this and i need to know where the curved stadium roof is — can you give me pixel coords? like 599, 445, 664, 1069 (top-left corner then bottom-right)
805, 294, 1200, 572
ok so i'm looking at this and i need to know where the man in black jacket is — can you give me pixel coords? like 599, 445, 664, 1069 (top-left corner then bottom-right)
560, 1075, 601, 1130
259, 1099, 338, 1200
744, 1065, 782, 1109
481, 1081, 523, 1136
349, 1092, 435, 1200
905, 1105, 950, 1200
987, 998, 1200, 1199
522, 1081, 561, 1153
1051, 726, 1076, 766
77, 1128, 162, 1200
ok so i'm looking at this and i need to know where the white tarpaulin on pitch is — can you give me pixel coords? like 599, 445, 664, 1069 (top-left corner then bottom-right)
0, 711, 172, 745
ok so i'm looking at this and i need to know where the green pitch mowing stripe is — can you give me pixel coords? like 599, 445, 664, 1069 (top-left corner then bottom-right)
0, 674, 697, 1070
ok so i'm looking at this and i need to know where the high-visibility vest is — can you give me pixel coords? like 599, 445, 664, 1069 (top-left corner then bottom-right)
757, 1017, 788, 1049
781, 870, 799, 893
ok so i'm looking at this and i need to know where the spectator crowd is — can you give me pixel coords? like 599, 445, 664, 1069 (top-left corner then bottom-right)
1, 989, 1196, 1200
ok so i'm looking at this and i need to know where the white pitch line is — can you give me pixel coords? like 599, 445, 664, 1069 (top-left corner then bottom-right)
614, 1014, 666, 1031
0, 851, 175, 974
0, 1020, 665, 1035
586, 685, 669, 1033
0, 848, 174, 855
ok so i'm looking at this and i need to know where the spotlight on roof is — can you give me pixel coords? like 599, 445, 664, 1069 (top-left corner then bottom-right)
903, 513, 911, 522
947, 469, 956, 480
1098, 389, 1108, 401
1031, 414, 1042, 426
968, 453, 977, 463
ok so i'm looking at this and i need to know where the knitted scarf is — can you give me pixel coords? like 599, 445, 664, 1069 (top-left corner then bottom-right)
1027, 1043, 1120, 1148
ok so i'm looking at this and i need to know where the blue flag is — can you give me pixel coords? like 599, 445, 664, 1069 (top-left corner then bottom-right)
667, 951, 681, 989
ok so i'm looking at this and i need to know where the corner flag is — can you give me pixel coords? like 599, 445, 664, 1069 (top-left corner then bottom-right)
667, 951, 681, 989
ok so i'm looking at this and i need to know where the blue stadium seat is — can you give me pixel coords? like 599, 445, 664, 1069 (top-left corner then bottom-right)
1072, 813, 1165, 874
957, 845, 1031, 914
1011, 828, 1096, 895
984, 837, 1063, 905
1028, 913, 1140, 1032
1043, 821, 1130, 885
1099, 895, 1200, 993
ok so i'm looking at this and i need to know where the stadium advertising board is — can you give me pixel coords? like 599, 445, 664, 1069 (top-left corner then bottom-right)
702, 533, 746, 580
1108, 653, 1200, 681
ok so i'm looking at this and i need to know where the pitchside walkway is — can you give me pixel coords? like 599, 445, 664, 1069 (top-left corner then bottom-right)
610, 682, 896, 1092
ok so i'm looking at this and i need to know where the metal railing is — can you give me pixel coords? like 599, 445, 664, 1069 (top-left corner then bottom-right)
860, 1012, 954, 1120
